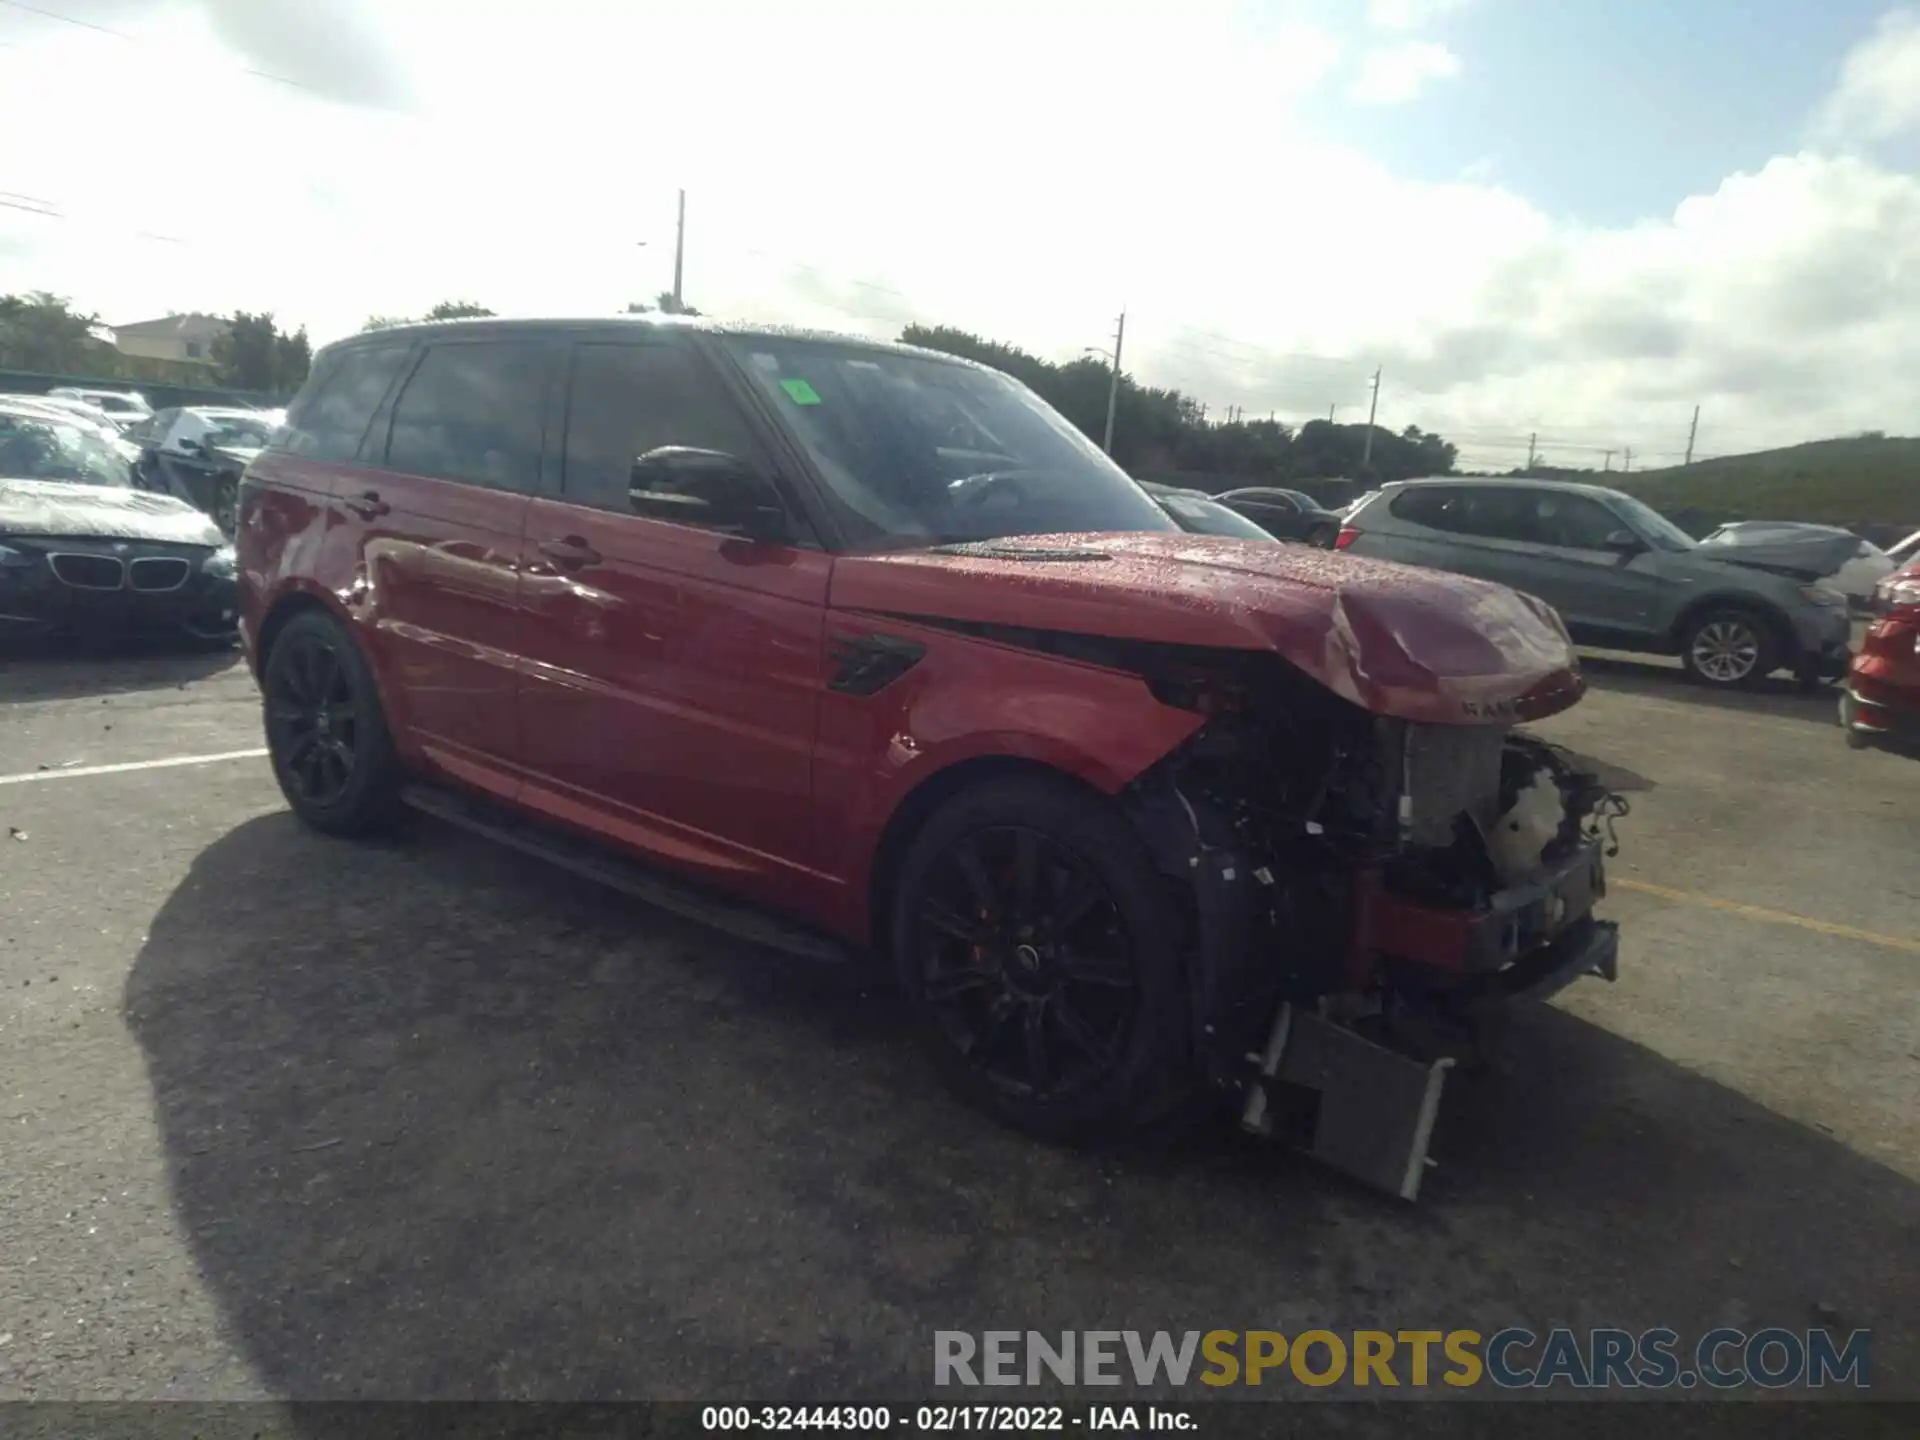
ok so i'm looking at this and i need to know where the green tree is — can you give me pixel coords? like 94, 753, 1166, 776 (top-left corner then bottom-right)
424, 300, 495, 320
212, 311, 310, 393
0, 291, 101, 371
899, 322, 1456, 495
363, 300, 494, 331
627, 290, 701, 317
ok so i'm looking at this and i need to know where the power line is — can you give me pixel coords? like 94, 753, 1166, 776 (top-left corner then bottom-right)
0, 0, 119, 38
0, 0, 411, 109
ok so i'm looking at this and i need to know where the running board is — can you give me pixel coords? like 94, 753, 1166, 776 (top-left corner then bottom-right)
400, 783, 854, 968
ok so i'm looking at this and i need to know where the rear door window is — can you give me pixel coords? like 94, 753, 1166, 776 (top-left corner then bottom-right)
275, 344, 410, 463
1390, 486, 1543, 541
1519, 491, 1623, 550
560, 342, 767, 514
384, 341, 551, 493
1388, 486, 1463, 530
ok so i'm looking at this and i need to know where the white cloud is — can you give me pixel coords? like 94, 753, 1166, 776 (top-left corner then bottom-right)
1349, 40, 1462, 104
1811, 7, 1920, 145
1365, 0, 1476, 33
2, 0, 1918, 471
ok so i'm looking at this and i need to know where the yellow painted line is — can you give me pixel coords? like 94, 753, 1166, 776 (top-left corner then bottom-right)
1615, 878, 1920, 955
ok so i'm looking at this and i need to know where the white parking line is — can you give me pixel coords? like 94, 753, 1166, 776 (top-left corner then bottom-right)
0, 749, 268, 787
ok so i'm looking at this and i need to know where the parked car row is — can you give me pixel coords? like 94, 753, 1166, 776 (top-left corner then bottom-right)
0, 398, 239, 645
0, 388, 285, 540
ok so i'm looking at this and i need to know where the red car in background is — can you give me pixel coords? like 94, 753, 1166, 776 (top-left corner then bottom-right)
235, 317, 1627, 1198
1842, 556, 1920, 752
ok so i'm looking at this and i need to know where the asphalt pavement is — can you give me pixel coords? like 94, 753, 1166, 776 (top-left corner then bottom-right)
0, 641, 1915, 1405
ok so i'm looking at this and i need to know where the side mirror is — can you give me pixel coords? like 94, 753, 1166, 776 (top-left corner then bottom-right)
1603, 528, 1644, 553
629, 447, 790, 543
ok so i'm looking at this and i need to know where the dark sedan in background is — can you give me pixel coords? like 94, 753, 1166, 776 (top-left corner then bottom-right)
1139, 482, 1281, 540
1212, 486, 1345, 547
0, 402, 238, 645
129, 406, 282, 537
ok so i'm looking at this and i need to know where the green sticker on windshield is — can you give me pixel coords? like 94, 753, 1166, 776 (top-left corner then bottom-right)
779, 377, 822, 406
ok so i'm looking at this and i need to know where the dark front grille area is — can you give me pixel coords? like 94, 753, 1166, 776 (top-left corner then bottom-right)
49, 553, 125, 590
128, 556, 192, 592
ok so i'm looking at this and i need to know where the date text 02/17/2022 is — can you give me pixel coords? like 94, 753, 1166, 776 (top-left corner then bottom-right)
701, 1405, 1192, 1431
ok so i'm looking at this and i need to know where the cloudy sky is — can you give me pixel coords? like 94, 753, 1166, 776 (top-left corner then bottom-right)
2, 0, 1917, 471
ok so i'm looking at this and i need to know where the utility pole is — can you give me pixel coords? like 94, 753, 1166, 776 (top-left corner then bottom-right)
1624, 446, 1633, 473
1328, 403, 1337, 424
1360, 367, 1382, 471
1684, 405, 1700, 466
1100, 309, 1126, 454
671, 188, 686, 311
1526, 432, 1537, 470
1603, 450, 1614, 472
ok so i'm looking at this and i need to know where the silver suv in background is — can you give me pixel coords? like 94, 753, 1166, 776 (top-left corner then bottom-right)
1339, 479, 1854, 688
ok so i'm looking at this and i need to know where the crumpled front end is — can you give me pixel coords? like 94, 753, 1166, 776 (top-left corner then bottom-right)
1119, 655, 1626, 1199
828, 532, 1588, 729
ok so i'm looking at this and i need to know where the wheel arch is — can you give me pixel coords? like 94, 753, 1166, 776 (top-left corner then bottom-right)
866, 753, 1110, 957
1670, 591, 1795, 656
256, 587, 341, 673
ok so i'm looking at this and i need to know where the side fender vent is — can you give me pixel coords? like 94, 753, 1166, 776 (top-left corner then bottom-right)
827, 631, 927, 696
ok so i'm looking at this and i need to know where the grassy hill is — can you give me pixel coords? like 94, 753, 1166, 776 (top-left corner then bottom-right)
1612, 436, 1920, 527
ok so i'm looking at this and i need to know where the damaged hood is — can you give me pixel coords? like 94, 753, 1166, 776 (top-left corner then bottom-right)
0, 478, 224, 545
1698, 527, 1863, 582
830, 532, 1584, 725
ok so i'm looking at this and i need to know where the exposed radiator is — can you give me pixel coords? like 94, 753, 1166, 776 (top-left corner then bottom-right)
1396, 721, 1509, 847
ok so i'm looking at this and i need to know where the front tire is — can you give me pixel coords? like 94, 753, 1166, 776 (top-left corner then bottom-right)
1680, 607, 1778, 688
891, 774, 1191, 1142
262, 609, 401, 836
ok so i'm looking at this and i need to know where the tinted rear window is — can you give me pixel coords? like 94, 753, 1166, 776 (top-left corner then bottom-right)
1389, 485, 1532, 541
385, 341, 549, 492
275, 344, 409, 463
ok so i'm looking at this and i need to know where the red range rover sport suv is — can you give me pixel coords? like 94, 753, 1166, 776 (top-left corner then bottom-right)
236, 317, 1624, 1197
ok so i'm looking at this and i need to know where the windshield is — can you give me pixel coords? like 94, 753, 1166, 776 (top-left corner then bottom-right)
0, 412, 134, 487
1159, 493, 1275, 540
1608, 493, 1695, 552
721, 337, 1176, 549
204, 415, 276, 450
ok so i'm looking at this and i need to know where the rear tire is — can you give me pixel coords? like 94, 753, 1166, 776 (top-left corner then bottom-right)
1679, 607, 1778, 688
262, 609, 402, 836
890, 774, 1192, 1142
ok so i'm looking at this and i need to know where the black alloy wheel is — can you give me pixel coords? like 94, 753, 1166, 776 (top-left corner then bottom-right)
893, 776, 1193, 1141
915, 824, 1138, 1102
266, 628, 362, 808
